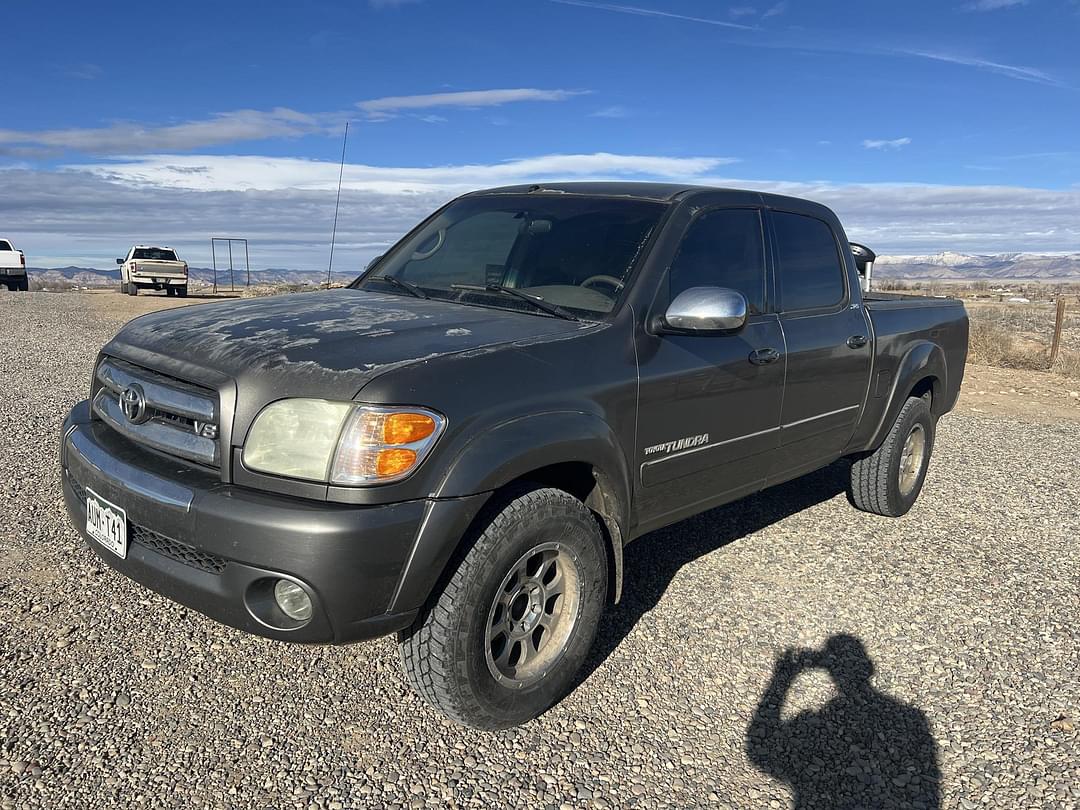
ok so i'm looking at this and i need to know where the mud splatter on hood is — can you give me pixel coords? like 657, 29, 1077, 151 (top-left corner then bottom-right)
105, 289, 587, 402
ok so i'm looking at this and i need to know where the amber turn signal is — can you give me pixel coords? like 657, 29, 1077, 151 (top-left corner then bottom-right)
376, 448, 418, 477
383, 412, 436, 445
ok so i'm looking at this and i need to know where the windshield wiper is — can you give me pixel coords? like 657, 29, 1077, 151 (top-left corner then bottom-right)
451, 284, 579, 322
370, 274, 429, 299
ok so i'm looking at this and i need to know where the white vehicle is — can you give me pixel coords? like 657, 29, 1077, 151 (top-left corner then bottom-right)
117, 245, 188, 297
0, 237, 28, 291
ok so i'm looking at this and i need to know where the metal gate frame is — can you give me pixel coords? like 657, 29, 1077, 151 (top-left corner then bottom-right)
210, 237, 250, 293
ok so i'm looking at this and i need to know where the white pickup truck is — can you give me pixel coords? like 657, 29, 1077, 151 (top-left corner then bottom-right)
117, 245, 189, 297
0, 237, 28, 291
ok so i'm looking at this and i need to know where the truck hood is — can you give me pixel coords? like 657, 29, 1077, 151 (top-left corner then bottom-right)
106, 289, 591, 401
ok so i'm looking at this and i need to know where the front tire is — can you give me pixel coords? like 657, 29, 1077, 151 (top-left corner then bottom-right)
849, 396, 935, 517
127, 283, 138, 296
399, 486, 608, 729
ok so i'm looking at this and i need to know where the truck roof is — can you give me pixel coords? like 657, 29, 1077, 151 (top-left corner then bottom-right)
131, 245, 175, 250
467, 181, 835, 216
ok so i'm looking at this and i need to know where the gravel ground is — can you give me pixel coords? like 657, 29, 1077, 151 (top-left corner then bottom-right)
1, 291, 1078, 809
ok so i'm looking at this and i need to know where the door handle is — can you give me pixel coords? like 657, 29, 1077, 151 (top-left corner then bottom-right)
847, 334, 869, 349
749, 347, 781, 365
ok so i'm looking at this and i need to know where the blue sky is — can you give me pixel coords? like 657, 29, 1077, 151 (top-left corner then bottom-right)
2, 0, 1079, 269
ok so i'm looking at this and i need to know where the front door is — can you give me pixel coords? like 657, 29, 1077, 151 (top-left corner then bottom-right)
769, 209, 873, 480
634, 207, 786, 532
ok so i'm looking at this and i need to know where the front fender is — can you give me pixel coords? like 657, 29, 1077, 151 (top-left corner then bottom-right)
435, 411, 631, 506
866, 341, 947, 450
386, 411, 632, 614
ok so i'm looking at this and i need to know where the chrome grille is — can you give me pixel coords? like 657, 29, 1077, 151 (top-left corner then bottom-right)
92, 357, 220, 467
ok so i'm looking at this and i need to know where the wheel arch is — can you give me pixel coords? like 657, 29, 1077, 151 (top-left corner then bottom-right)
388, 412, 632, 614
866, 341, 947, 451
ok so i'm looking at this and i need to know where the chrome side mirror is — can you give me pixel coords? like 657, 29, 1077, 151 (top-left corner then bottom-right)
661, 286, 748, 333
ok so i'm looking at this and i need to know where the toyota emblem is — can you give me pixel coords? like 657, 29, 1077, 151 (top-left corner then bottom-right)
119, 383, 149, 425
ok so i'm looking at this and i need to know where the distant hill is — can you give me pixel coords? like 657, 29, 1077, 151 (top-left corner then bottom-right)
874, 252, 1080, 280
28, 266, 358, 288
28, 252, 1080, 287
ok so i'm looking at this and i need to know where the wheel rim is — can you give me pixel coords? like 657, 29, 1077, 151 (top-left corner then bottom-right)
898, 423, 927, 496
484, 542, 582, 689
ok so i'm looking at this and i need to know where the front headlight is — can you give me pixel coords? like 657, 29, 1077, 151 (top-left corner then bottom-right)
242, 399, 446, 485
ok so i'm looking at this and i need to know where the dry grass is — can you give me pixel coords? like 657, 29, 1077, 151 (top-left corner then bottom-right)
967, 303, 1080, 378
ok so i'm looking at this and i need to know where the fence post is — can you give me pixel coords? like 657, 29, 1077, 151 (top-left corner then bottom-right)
1048, 298, 1066, 368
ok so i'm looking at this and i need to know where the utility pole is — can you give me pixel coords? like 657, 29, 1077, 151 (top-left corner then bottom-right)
327, 121, 350, 288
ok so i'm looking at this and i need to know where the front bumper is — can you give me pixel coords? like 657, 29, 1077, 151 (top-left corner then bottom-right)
60, 400, 479, 643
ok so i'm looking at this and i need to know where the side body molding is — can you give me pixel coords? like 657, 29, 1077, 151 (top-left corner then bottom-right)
388, 411, 633, 613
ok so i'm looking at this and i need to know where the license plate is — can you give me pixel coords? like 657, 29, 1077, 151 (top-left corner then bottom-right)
85, 487, 128, 559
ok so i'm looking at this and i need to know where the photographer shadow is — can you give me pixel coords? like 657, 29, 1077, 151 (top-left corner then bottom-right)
747, 635, 940, 809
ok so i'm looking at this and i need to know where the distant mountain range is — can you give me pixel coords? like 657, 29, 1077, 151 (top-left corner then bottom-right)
27, 252, 1080, 287
28, 266, 358, 288
874, 252, 1080, 280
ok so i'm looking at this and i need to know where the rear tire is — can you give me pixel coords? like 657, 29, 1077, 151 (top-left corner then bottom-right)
848, 396, 935, 517
17, 277, 28, 291
177, 285, 188, 298
399, 486, 608, 729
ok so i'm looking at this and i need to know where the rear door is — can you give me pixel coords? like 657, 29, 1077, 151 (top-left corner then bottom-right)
634, 207, 786, 530
769, 209, 872, 480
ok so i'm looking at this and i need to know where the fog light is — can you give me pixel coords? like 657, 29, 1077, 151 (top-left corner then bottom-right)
273, 580, 312, 622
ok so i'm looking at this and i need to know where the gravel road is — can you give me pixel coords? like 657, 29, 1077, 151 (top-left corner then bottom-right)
2, 291, 1078, 809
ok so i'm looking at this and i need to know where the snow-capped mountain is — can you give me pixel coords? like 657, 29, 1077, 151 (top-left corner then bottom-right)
874, 252, 1080, 280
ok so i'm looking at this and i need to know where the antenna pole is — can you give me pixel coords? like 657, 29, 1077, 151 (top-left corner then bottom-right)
327, 121, 349, 287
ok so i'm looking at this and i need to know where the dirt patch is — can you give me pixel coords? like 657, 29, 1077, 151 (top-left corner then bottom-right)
76, 288, 240, 323
957, 363, 1080, 424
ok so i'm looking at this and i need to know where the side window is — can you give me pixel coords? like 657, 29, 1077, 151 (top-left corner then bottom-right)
772, 211, 846, 312
669, 208, 765, 314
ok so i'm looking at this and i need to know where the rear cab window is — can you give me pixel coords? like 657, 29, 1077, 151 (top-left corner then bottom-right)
133, 248, 179, 261
772, 211, 846, 313
0, 241, 12, 251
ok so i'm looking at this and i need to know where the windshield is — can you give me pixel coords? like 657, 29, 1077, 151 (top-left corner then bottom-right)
354, 194, 666, 319
133, 248, 178, 261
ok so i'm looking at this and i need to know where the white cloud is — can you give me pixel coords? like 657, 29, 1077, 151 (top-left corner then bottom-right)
0, 88, 588, 156
729, 6, 757, 18
356, 88, 588, 119
0, 108, 330, 157
65, 63, 103, 80
368, 0, 421, 7
863, 137, 912, 150
898, 49, 1059, 86
590, 105, 632, 118
549, 0, 756, 30
4, 155, 1079, 270
549, 0, 1061, 87
69, 152, 738, 194
964, 0, 1027, 10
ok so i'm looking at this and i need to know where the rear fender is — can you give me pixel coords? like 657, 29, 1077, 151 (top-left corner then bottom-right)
867, 341, 946, 450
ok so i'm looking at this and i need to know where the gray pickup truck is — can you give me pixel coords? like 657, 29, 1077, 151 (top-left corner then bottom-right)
60, 183, 968, 728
